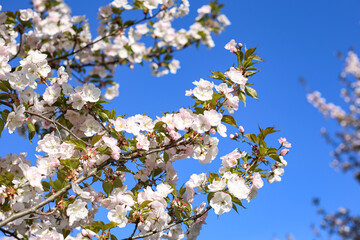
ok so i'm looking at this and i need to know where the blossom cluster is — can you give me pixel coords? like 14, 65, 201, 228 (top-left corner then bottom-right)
307, 51, 360, 182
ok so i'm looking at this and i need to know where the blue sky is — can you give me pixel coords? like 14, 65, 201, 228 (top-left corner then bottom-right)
2, 0, 360, 239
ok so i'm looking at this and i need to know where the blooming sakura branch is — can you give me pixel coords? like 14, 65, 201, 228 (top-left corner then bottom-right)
0, 1, 290, 239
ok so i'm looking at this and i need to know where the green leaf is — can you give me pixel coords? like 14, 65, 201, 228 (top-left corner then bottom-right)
41, 181, 51, 191
91, 134, 103, 146
102, 181, 113, 196
27, 120, 35, 143
252, 54, 265, 62
244, 133, 257, 143
266, 148, 278, 154
245, 47, 257, 60
269, 154, 281, 163
124, 20, 135, 28
0, 93, 9, 100
245, 86, 258, 99
0, 82, 9, 92
111, 235, 119, 240
163, 152, 169, 162
237, 90, 246, 106
0, 118, 4, 137
232, 203, 239, 214
103, 222, 119, 230
207, 192, 215, 204
221, 115, 238, 128
68, 139, 87, 151
140, 200, 152, 209
211, 71, 225, 80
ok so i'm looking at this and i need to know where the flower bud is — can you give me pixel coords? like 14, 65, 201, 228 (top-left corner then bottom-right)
280, 149, 289, 156
238, 126, 245, 134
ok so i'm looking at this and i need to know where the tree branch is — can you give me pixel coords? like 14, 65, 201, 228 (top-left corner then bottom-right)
25, 110, 89, 146
0, 135, 192, 227
0, 227, 21, 240
122, 206, 212, 240
48, 10, 163, 64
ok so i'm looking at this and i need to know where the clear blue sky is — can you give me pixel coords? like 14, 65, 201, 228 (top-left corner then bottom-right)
2, 0, 360, 239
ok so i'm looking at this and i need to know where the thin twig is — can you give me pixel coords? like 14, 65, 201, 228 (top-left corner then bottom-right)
48, 10, 162, 64
0, 134, 193, 227
25, 110, 88, 146
122, 206, 212, 240
0, 227, 21, 240
0, 100, 13, 108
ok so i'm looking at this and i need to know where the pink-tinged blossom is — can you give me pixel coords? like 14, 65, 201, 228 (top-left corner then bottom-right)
224, 67, 247, 90
226, 173, 250, 200
156, 183, 173, 198
191, 78, 214, 101
80, 117, 102, 137
252, 172, 264, 190
278, 137, 292, 148
224, 39, 237, 53
19, 163, 44, 192
77, 83, 101, 102
217, 123, 227, 137
217, 14, 231, 26
81, 229, 97, 238
208, 178, 226, 192
239, 125, 245, 133
105, 83, 120, 100
196, 5, 211, 20
210, 192, 232, 215
111, 117, 127, 132
36, 133, 61, 155
185, 173, 207, 203
43, 85, 61, 105
215, 82, 233, 95
220, 149, 245, 170
280, 149, 289, 155
66, 199, 88, 226
223, 93, 239, 114
68, 92, 85, 110
169, 59, 180, 74
111, 0, 132, 9
5, 105, 25, 134
19, 9, 34, 21
136, 134, 150, 150
192, 135, 219, 164
203, 109, 222, 126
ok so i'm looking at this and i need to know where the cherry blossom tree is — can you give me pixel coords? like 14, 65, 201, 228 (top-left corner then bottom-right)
305, 46, 360, 240
306, 50, 360, 183
0, 0, 291, 239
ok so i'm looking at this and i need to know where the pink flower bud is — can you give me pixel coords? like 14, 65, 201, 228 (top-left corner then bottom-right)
210, 128, 216, 134
280, 149, 289, 156
230, 134, 235, 139
235, 133, 239, 137
69, 195, 76, 200
239, 126, 245, 133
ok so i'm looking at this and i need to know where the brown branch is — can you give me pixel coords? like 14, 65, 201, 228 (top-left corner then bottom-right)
122, 206, 212, 240
0, 156, 112, 228
0, 100, 13, 108
48, 10, 163, 64
0, 135, 193, 227
24, 110, 88, 146
0, 227, 21, 240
